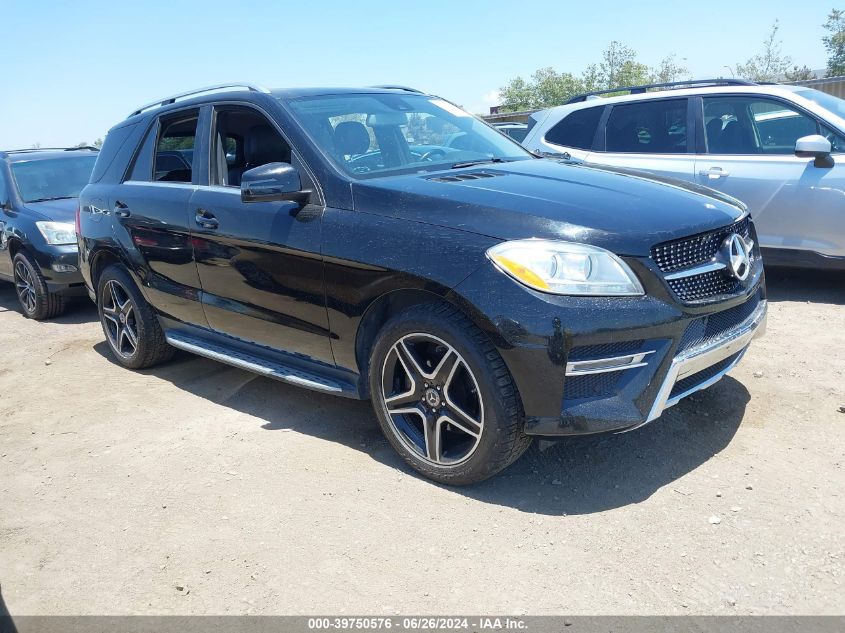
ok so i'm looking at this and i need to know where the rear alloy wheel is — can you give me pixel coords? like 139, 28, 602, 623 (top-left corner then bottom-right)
12, 251, 66, 320
97, 265, 173, 369
370, 302, 532, 485
101, 279, 140, 359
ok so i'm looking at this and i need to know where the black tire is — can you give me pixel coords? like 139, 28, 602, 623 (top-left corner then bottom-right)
12, 251, 66, 320
369, 302, 532, 485
97, 264, 173, 369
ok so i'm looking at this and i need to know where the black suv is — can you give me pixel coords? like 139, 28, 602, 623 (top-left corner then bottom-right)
0, 147, 97, 319
78, 84, 766, 484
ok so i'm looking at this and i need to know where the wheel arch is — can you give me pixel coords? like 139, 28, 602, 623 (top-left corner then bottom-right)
89, 247, 127, 300
354, 287, 499, 397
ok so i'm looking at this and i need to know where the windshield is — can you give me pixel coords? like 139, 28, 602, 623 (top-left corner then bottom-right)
796, 88, 845, 120
11, 155, 97, 203
287, 93, 532, 178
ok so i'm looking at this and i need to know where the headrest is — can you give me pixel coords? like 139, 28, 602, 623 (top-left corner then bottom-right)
333, 121, 370, 156
245, 125, 290, 166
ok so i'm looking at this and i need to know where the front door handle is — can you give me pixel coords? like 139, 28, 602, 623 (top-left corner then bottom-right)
699, 167, 730, 179
114, 202, 131, 218
195, 209, 219, 230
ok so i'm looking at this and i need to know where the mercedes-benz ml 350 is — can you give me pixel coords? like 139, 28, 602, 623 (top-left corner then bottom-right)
77, 84, 766, 484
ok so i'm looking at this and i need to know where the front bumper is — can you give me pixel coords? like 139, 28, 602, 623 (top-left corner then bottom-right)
451, 261, 766, 437
634, 298, 766, 430
31, 245, 86, 295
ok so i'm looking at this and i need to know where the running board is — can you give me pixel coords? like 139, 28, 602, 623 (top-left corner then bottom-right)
165, 331, 349, 396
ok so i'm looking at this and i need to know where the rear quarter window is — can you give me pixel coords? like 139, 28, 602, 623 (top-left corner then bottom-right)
90, 122, 140, 183
544, 106, 604, 150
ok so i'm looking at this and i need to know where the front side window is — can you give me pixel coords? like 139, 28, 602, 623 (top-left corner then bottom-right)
210, 107, 292, 187
11, 155, 97, 203
154, 114, 198, 182
545, 106, 603, 150
287, 93, 531, 178
704, 97, 821, 155
605, 99, 687, 154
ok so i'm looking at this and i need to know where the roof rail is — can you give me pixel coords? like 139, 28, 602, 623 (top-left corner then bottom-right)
369, 85, 423, 93
128, 83, 271, 117
565, 78, 758, 104
1, 146, 99, 154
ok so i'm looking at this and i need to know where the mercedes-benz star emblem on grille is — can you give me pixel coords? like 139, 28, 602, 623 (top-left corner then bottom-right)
722, 233, 752, 281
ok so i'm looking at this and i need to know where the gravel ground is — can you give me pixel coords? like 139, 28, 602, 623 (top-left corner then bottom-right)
0, 268, 842, 615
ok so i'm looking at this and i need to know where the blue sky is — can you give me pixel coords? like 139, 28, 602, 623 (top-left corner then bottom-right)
1, 0, 834, 148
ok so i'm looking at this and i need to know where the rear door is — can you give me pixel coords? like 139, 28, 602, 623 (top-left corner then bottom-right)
592, 97, 696, 181
694, 95, 845, 258
188, 104, 333, 365
113, 108, 207, 326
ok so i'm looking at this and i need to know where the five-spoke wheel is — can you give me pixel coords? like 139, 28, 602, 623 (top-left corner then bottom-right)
11, 251, 66, 320
14, 260, 37, 314
370, 302, 531, 485
96, 264, 173, 369
101, 279, 139, 358
382, 333, 484, 466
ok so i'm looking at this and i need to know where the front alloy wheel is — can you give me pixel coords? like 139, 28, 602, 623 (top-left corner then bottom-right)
14, 260, 37, 314
382, 333, 484, 466
370, 302, 532, 485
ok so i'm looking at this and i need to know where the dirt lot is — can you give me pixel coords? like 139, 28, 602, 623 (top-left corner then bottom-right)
0, 268, 843, 616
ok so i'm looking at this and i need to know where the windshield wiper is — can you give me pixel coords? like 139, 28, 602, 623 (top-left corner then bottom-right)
28, 196, 74, 203
450, 157, 509, 169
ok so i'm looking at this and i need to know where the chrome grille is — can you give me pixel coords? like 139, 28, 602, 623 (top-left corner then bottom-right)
652, 217, 751, 273
651, 216, 755, 303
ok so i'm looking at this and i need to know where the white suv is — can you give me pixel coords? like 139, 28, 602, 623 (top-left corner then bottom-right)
522, 79, 845, 270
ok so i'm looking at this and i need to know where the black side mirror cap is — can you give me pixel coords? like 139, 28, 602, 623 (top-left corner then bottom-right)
241, 162, 311, 205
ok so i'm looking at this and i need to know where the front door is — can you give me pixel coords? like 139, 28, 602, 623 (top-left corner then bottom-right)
695, 95, 845, 258
190, 105, 333, 365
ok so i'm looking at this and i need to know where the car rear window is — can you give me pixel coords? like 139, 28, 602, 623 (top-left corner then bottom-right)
545, 106, 603, 150
605, 99, 687, 154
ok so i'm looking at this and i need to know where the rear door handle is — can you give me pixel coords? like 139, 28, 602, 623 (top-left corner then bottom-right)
114, 202, 131, 218
699, 167, 730, 179
195, 209, 219, 230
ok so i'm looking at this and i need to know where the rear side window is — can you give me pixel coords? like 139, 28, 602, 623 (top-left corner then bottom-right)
605, 99, 687, 153
545, 107, 603, 150
154, 114, 199, 183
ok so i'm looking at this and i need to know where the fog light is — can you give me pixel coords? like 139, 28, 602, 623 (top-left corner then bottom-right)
51, 263, 78, 273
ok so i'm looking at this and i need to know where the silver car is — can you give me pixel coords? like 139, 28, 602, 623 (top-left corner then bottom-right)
523, 80, 845, 270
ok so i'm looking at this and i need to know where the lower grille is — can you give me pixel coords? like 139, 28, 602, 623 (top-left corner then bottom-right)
679, 290, 762, 352
564, 372, 621, 400
567, 340, 645, 361
669, 352, 742, 400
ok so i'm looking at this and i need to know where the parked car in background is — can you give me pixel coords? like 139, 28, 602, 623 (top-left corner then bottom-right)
79, 84, 765, 484
0, 147, 98, 318
523, 79, 845, 270
491, 121, 529, 142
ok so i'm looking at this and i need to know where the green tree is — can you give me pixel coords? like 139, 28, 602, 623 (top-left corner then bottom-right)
784, 65, 817, 81
94, 138, 104, 149
735, 20, 792, 82
498, 76, 536, 111
649, 54, 690, 84
823, 9, 845, 77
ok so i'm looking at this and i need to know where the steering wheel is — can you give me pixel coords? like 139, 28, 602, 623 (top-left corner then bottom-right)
418, 149, 446, 162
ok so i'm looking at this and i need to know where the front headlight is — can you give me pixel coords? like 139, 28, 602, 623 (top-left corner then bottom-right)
36, 221, 76, 245
487, 239, 644, 296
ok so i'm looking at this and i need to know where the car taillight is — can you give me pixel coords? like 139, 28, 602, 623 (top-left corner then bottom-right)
75, 205, 81, 236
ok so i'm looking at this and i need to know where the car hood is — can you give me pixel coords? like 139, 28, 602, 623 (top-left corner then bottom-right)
23, 197, 78, 222
350, 159, 746, 256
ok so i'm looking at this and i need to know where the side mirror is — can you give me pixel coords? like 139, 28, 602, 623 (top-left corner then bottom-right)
795, 134, 834, 168
241, 162, 311, 205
